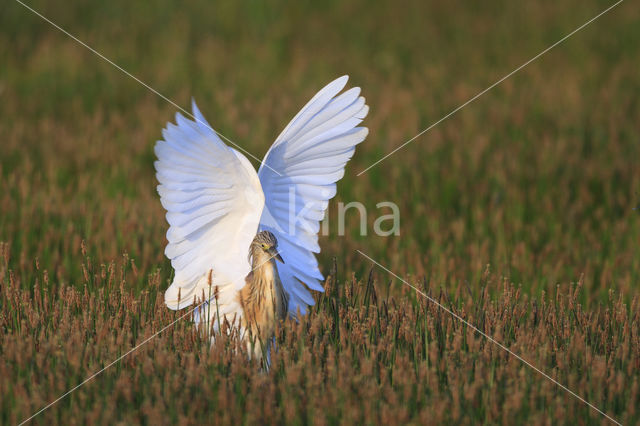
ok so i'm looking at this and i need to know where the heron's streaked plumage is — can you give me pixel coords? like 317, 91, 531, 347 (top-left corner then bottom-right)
238, 231, 288, 359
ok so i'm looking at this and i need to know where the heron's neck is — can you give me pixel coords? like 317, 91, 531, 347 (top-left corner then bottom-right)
249, 247, 277, 291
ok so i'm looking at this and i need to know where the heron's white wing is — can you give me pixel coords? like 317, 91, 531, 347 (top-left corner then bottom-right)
155, 101, 264, 316
258, 76, 369, 315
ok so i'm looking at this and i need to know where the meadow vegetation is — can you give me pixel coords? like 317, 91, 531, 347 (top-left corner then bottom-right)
1, 0, 639, 423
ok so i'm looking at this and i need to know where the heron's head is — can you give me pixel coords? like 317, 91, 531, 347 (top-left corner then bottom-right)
251, 231, 284, 263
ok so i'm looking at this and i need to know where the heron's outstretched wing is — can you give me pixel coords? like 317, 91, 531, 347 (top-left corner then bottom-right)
258, 76, 369, 315
155, 102, 264, 315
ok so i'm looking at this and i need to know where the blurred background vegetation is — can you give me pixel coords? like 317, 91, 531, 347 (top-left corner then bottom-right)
1, 0, 639, 423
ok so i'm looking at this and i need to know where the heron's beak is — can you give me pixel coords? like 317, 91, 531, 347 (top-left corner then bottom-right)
269, 247, 284, 263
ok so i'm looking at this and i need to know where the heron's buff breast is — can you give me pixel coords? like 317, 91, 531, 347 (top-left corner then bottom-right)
239, 253, 288, 344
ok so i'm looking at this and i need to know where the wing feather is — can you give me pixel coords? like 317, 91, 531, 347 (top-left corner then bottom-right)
258, 76, 369, 316
155, 102, 264, 317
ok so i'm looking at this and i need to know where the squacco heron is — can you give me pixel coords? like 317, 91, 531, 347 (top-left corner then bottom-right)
237, 231, 288, 358
154, 76, 369, 359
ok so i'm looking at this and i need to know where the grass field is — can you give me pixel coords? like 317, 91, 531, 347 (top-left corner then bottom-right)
2, 0, 640, 424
